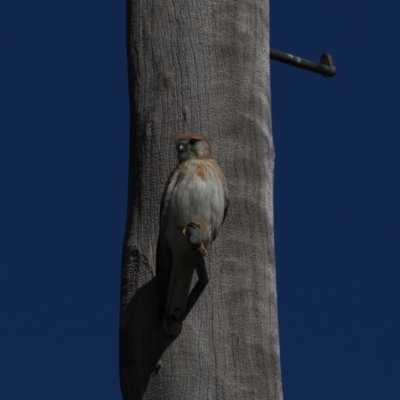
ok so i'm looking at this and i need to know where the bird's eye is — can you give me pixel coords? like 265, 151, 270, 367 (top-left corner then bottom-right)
189, 139, 197, 145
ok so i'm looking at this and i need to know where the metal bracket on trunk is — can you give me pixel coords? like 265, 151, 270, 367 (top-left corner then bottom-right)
270, 48, 336, 77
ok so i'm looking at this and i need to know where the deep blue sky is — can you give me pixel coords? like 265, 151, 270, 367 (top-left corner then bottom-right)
1, 1, 399, 399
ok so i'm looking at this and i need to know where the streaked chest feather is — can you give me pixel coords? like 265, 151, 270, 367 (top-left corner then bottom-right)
168, 160, 225, 224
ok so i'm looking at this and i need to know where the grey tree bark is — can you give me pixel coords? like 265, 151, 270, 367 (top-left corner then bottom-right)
119, 0, 283, 399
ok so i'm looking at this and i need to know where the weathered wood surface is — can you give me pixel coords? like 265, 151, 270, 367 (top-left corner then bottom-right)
120, 0, 283, 398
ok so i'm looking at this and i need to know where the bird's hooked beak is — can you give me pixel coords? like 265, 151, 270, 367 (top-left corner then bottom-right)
176, 142, 190, 162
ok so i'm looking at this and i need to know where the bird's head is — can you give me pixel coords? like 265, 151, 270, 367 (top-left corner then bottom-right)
174, 133, 212, 162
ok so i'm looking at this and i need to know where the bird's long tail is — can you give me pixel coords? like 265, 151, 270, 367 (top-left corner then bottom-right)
163, 257, 195, 336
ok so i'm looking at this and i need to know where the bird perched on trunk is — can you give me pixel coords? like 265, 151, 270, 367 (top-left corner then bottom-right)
156, 133, 229, 336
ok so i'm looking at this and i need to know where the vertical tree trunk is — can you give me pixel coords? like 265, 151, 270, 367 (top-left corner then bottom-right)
120, 0, 283, 399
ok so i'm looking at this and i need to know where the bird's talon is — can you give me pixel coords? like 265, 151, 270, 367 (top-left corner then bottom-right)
199, 244, 208, 256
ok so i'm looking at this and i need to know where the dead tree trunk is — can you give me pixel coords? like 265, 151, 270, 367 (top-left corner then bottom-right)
119, 0, 283, 398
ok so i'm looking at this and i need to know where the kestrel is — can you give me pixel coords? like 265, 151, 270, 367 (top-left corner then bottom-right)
156, 133, 229, 336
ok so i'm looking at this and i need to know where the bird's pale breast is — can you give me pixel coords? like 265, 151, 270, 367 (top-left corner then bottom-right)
166, 159, 226, 247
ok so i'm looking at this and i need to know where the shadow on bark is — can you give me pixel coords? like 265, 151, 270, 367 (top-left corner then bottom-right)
119, 277, 207, 399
